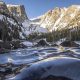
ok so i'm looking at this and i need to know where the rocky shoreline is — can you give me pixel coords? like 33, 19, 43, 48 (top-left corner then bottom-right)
0, 40, 27, 53
0, 39, 80, 54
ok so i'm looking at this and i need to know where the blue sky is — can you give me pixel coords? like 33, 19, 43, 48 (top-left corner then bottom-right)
3, 0, 80, 19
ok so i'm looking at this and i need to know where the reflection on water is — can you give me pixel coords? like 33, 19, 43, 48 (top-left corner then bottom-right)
0, 47, 80, 80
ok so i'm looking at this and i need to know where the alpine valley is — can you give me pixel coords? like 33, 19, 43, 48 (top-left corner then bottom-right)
1, 1, 80, 80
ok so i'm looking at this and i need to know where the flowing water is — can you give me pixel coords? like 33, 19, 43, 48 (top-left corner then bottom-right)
0, 47, 80, 80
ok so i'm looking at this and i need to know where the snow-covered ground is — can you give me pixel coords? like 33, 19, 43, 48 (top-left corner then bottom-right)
75, 41, 80, 45
8, 57, 80, 80
21, 41, 33, 47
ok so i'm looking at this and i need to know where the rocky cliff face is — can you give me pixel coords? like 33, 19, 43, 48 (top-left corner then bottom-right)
0, 12, 22, 41
38, 7, 66, 31
55, 5, 80, 30
0, 1, 9, 13
0, 1, 24, 41
0, 1, 28, 22
0, 1, 48, 40
32, 5, 80, 32
1, 1, 80, 40
7, 4, 28, 22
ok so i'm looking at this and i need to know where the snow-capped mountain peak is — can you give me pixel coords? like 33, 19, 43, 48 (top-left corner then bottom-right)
31, 5, 80, 32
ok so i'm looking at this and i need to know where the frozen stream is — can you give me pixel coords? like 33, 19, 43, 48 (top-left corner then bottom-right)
0, 47, 80, 80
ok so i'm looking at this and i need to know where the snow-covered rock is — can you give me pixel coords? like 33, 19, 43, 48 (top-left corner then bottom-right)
35, 39, 50, 47
9, 57, 80, 80
22, 41, 33, 47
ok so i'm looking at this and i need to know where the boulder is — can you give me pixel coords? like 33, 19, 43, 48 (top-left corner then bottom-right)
51, 43, 58, 47
5, 68, 12, 74
60, 41, 79, 47
35, 39, 50, 47
0, 40, 24, 50
0, 41, 11, 49
11, 40, 21, 49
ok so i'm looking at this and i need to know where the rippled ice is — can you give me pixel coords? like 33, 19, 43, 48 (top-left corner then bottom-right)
0, 47, 80, 80
0, 47, 80, 64
0, 47, 58, 64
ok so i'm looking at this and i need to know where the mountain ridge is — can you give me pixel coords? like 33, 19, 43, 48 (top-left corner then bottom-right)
0, 1, 80, 40
32, 5, 80, 32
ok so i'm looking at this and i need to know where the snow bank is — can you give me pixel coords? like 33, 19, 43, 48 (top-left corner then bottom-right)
22, 41, 33, 47
9, 57, 80, 80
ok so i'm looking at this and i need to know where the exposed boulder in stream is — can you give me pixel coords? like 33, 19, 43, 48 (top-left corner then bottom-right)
60, 40, 79, 47
51, 43, 58, 47
0, 40, 26, 50
35, 39, 50, 47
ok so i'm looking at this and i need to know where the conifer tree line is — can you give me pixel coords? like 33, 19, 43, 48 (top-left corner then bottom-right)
0, 11, 22, 42
27, 25, 80, 42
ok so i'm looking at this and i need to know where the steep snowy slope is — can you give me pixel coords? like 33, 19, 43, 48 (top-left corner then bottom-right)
31, 5, 80, 32
1, 1, 80, 38
6, 3, 48, 36
31, 7, 67, 31
56, 5, 80, 30
22, 20, 48, 35
0, 12, 23, 40
0, 1, 48, 38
